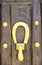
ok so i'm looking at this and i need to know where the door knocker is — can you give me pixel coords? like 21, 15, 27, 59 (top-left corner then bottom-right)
12, 22, 30, 61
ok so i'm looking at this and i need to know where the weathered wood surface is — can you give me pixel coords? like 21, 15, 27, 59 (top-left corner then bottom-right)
2, 0, 32, 2
41, 4, 42, 65
1, 0, 42, 3
11, 4, 32, 65
1, 0, 42, 2
1, 3, 11, 65
32, 0, 41, 65
1, 0, 42, 65
0, 4, 2, 65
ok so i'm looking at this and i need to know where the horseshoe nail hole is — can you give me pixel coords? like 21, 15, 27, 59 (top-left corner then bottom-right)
3, 43, 8, 48
35, 21, 39, 26
35, 42, 40, 48
2, 22, 8, 27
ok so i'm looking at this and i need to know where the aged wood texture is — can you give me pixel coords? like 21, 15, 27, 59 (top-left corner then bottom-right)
0, 4, 2, 65
2, 0, 32, 2
11, 4, 32, 65
32, 0, 41, 65
1, 0, 42, 3
1, 3, 11, 65
41, 4, 42, 64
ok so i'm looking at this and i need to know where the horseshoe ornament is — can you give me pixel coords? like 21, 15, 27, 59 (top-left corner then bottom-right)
12, 22, 30, 61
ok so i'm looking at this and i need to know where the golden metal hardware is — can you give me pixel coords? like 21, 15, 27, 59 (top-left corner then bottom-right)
35, 42, 40, 48
35, 21, 39, 26
12, 22, 29, 61
16, 44, 24, 61
2, 22, 8, 27
3, 43, 8, 48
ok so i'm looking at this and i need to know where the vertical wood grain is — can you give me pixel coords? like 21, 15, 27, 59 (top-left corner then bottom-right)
41, 3, 42, 65
11, 4, 32, 65
1, 3, 11, 65
0, 4, 2, 65
32, 0, 41, 65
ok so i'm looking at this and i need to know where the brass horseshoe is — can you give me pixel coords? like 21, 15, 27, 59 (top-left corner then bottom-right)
12, 22, 30, 61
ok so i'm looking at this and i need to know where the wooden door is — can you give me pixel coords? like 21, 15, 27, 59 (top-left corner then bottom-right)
1, 0, 42, 65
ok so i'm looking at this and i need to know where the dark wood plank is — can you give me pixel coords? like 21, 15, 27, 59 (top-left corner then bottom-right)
41, 4, 42, 65
1, 3, 11, 65
32, 0, 41, 65
11, 4, 32, 65
1, 0, 42, 4
2, 0, 32, 2
1, 0, 42, 3
0, 4, 2, 65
